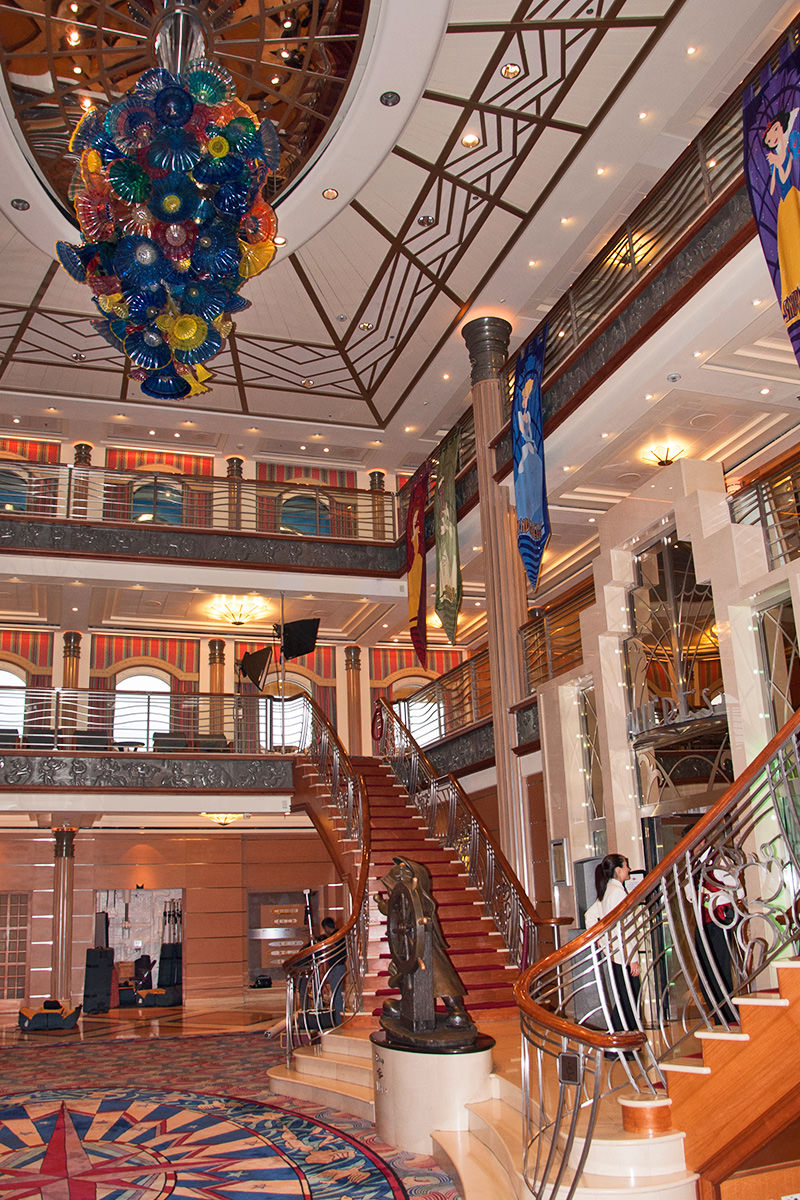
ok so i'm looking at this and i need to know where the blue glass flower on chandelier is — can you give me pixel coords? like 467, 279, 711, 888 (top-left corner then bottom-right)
55, 57, 279, 398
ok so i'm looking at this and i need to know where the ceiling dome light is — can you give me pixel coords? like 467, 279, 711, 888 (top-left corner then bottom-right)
322, 187, 338, 199
687, 45, 696, 55
461, 132, 480, 148
301, 378, 314, 387
274, 235, 286, 245
417, 215, 435, 227
500, 62, 521, 79
380, 91, 400, 107
358, 321, 374, 330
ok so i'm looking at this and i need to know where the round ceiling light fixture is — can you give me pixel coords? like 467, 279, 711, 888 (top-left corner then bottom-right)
500, 62, 521, 79
380, 91, 400, 106
322, 187, 339, 200
10, 198, 29, 211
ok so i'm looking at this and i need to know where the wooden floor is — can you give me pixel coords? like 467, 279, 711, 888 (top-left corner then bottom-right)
0, 988, 287, 1046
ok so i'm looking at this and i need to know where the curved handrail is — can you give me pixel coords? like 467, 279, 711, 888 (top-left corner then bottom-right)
378, 699, 570, 967
279, 694, 371, 1065
516, 705, 800, 1200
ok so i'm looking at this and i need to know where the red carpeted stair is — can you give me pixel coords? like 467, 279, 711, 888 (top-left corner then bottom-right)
352, 756, 519, 1021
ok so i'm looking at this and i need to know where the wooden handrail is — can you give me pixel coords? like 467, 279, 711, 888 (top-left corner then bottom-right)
517, 703, 800, 1033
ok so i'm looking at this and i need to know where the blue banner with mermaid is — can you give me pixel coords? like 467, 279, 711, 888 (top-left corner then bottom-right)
512, 325, 549, 593
744, 45, 800, 365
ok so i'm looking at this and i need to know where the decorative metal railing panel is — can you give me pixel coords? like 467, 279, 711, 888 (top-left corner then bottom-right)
392, 648, 491, 748
729, 454, 800, 571
516, 707, 800, 1200
520, 580, 595, 693
0, 463, 397, 543
281, 696, 370, 1065
378, 699, 559, 969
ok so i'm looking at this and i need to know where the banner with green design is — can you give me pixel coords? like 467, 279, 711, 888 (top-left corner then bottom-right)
435, 431, 461, 644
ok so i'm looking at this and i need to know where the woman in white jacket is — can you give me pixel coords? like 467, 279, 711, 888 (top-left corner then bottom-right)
592, 853, 641, 1031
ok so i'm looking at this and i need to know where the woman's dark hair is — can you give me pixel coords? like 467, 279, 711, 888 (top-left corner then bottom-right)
763, 111, 791, 144
595, 853, 628, 901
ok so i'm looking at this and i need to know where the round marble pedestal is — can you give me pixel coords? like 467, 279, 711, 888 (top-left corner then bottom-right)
370, 1030, 495, 1155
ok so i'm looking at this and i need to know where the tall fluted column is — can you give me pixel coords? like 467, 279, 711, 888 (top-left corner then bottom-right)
72, 442, 92, 521
369, 470, 386, 541
345, 645, 363, 756
209, 638, 225, 735
462, 317, 533, 894
61, 631, 81, 734
226, 456, 244, 530
51, 826, 77, 1001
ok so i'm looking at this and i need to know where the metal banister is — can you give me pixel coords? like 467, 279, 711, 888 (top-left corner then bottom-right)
515, 705, 800, 1199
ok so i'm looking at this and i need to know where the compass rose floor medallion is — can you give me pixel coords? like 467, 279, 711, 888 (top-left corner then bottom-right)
0, 1088, 412, 1200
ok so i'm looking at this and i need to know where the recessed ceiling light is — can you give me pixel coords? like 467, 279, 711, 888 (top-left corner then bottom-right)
280, 48, 290, 58
148, 429, 156, 435
10, 199, 29, 212
471, 545, 482, 552
596, 166, 606, 176
46, 407, 57, 413
442, 373, 450, 380
557, 329, 565, 338
67, 28, 80, 45
274, 235, 286, 245
72, 606, 78, 613
638, 111, 647, 120
417, 215, 435, 227
335, 313, 347, 322
601, 432, 609, 438
69, 3, 78, 9
760, 387, 771, 395
73, 65, 82, 74
380, 91, 400, 107
528, 259, 537, 267
299, 444, 306, 450
301, 378, 314, 387
382, 623, 389, 629
644, 392, 654, 400
404, 425, 414, 433
322, 187, 338, 200
372, 440, 382, 446
322, 447, 330, 453
80, 96, 92, 110
271, 75, 281, 85
753, 298, 763, 306
693, 351, 702, 358
560, 217, 570, 224
174, 432, 180, 438
12, 417, 20, 424
563, 465, 573, 472
474, 600, 481, 607
500, 62, 521, 79
358, 321, 374, 331
686, 45, 696, 55
247, 426, 259, 432
461, 132, 480, 148
588, 517, 596, 524
707, 159, 717, 169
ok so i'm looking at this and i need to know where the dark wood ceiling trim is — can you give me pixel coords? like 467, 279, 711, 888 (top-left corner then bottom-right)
392, 144, 528, 219
0, 261, 58, 384
348, 199, 465, 308
447, 16, 664, 34
423, 89, 586, 138
227, 334, 250, 414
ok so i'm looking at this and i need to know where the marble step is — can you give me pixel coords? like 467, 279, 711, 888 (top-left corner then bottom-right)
292, 1043, 373, 1088
267, 1062, 375, 1121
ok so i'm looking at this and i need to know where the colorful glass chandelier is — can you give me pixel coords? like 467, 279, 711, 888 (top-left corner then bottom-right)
56, 48, 279, 399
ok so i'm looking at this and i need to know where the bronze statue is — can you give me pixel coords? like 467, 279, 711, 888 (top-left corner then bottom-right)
377, 856, 477, 1049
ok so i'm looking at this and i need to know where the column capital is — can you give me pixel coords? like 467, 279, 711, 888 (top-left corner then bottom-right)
369, 470, 386, 492
208, 638, 225, 665
62, 631, 82, 659
226, 456, 244, 478
345, 645, 361, 671
461, 317, 512, 385
73, 442, 93, 466
53, 826, 77, 858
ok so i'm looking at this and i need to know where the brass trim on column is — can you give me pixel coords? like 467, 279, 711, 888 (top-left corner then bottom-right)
461, 317, 512, 385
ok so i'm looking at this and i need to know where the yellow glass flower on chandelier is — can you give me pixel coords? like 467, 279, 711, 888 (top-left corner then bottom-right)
238, 239, 276, 278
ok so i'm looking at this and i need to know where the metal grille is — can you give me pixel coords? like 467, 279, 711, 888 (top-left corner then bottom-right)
756, 595, 800, 735
729, 453, 800, 570
0, 893, 28, 1000
395, 648, 491, 748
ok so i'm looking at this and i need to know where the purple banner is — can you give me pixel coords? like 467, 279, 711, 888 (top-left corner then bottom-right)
512, 325, 549, 593
744, 45, 800, 365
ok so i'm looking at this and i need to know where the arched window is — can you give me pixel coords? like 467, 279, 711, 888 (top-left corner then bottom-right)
0, 667, 25, 741
114, 671, 171, 750
0, 468, 28, 514
132, 480, 184, 525
392, 675, 441, 745
260, 677, 310, 750
280, 491, 331, 536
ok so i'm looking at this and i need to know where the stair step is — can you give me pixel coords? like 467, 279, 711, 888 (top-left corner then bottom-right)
292, 1044, 373, 1087
267, 1063, 375, 1121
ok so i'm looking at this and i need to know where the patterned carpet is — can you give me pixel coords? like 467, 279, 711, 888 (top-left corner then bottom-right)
0, 1034, 462, 1200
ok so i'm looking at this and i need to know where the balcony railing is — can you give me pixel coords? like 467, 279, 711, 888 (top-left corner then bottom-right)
515, 706, 800, 1199
520, 580, 595, 694
0, 685, 317, 754
392, 647, 491, 748
729, 450, 800, 570
0, 463, 397, 543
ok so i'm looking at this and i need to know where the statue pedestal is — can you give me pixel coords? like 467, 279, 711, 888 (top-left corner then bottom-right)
370, 1030, 495, 1154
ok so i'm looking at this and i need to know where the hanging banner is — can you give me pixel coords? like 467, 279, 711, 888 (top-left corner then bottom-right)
435, 431, 462, 644
744, 45, 800, 366
512, 325, 549, 593
406, 467, 430, 668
